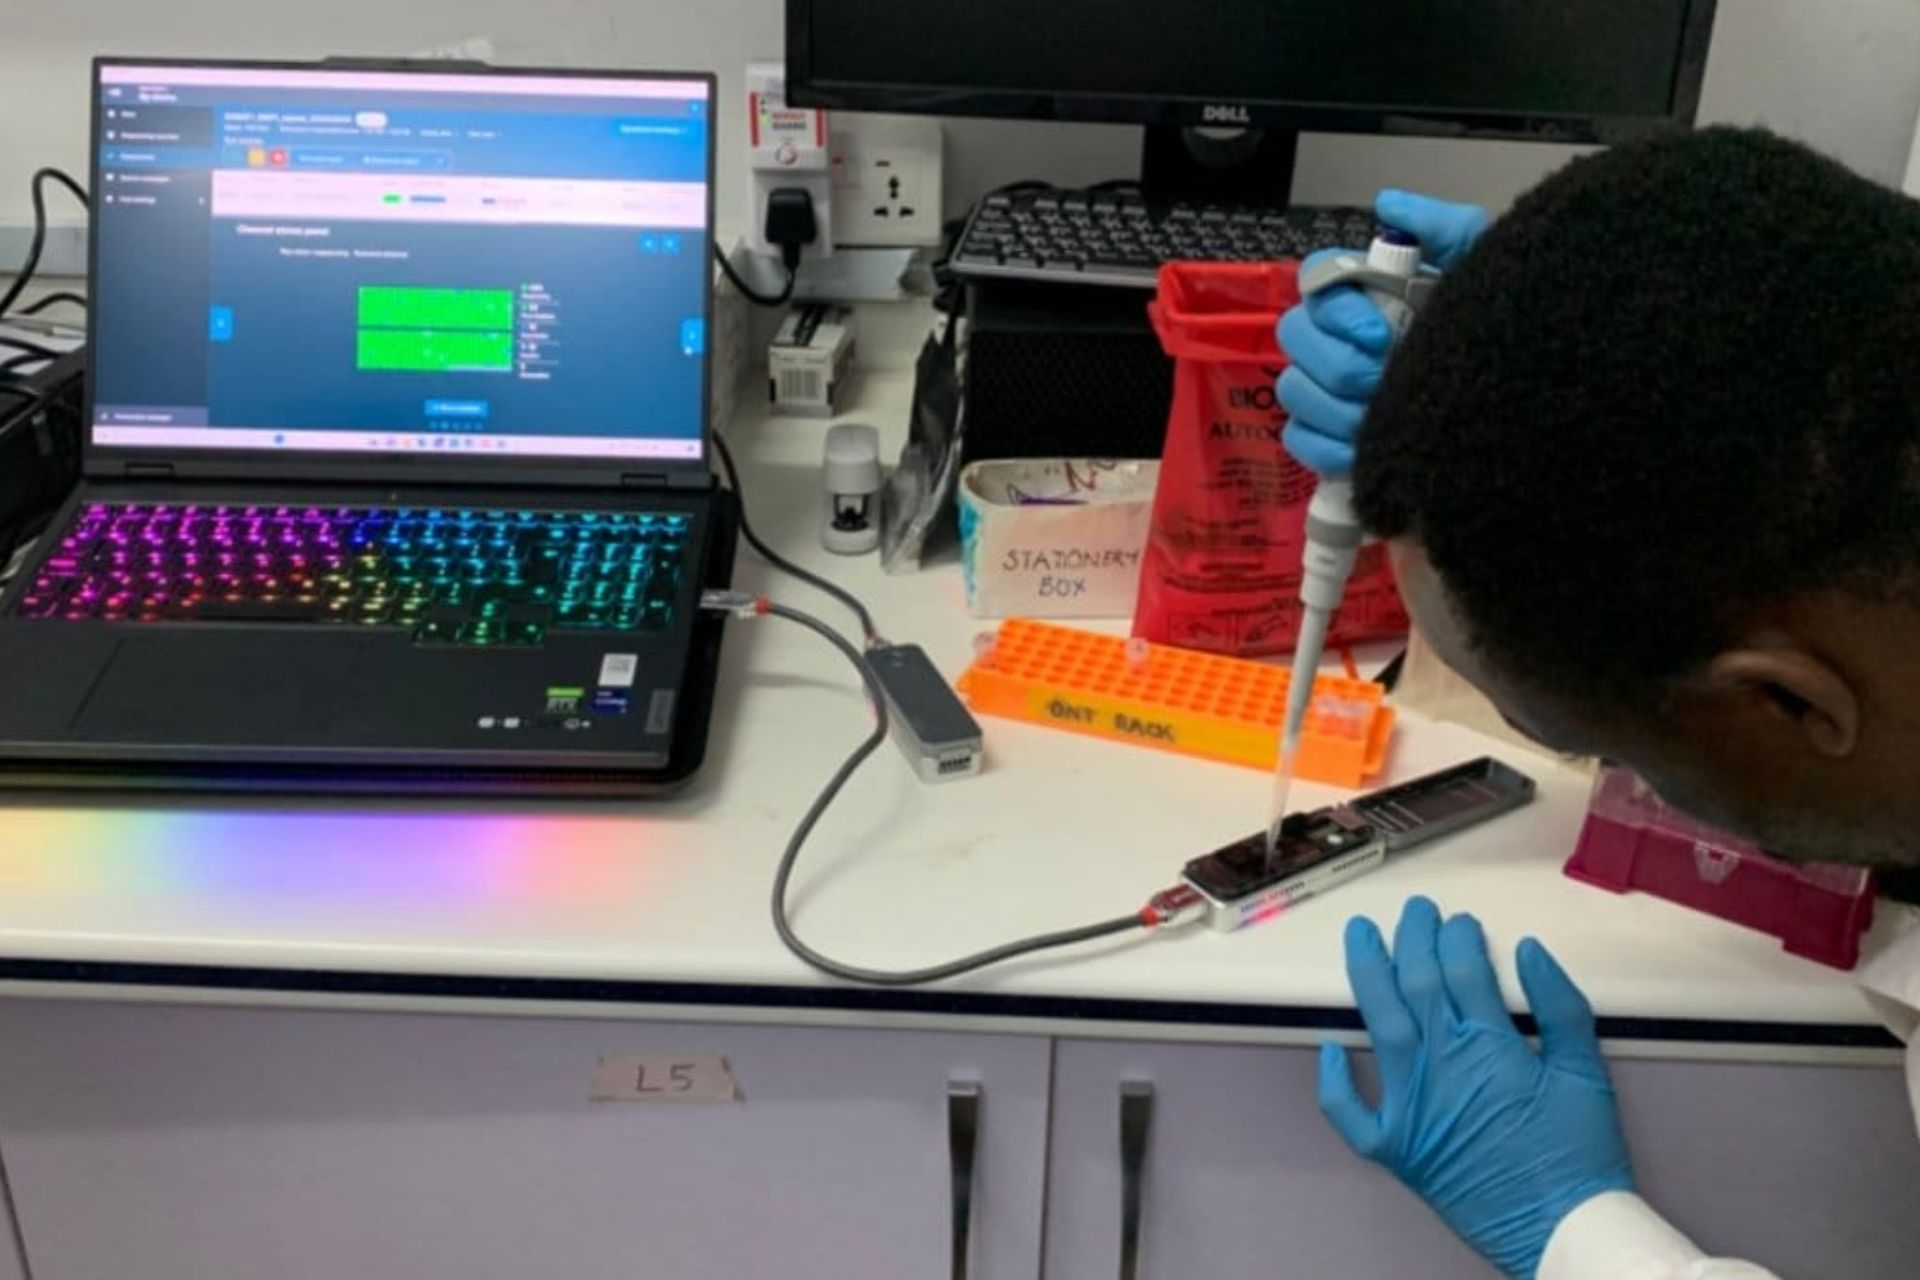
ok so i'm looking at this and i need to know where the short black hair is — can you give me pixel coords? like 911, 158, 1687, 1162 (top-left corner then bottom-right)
1356, 126, 1920, 705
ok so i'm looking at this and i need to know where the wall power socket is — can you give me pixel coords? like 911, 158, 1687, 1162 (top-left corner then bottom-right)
828, 114, 944, 249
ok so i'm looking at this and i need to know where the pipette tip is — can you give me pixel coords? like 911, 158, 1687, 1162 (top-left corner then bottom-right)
1265, 731, 1303, 859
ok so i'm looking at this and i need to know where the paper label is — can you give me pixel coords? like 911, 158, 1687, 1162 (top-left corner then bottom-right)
591, 1055, 738, 1104
958, 459, 1158, 620
599, 654, 639, 689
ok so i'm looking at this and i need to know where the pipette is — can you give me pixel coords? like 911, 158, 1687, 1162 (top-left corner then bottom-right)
1269, 228, 1431, 855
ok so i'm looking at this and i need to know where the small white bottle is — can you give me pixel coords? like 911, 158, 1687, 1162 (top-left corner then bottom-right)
822, 423, 882, 555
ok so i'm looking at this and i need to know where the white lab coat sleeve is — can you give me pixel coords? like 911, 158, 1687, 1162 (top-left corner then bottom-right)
1538, 1192, 1785, 1280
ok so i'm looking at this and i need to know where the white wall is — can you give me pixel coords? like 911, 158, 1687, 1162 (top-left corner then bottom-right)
3, 0, 1919, 230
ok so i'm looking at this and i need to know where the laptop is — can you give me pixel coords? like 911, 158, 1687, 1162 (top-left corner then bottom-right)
0, 57, 739, 795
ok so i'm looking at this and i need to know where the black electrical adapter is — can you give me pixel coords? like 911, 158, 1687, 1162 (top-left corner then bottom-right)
764, 187, 820, 271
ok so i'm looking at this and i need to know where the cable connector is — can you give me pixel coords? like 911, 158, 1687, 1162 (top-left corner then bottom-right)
1141, 885, 1206, 930
700, 589, 769, 618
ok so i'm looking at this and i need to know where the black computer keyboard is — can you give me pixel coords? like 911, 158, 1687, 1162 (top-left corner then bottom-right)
10, 503, 692, 647
951, 187, 1378, 289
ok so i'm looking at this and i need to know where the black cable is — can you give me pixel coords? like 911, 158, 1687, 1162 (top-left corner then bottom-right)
756, 600, 1147, 986
712, 430, 880, 646
0, 169, 90, 321
18, 291, 85, 315
0, 385, 48, 416
712, 242, 796, 308
0, 336, 59, 362
0, 353, 43, 377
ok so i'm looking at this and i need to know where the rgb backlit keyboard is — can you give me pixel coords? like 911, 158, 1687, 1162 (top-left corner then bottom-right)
11, 503, 692, 647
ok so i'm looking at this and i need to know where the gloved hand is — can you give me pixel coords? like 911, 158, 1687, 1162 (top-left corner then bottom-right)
1319, 897, 1635, 1280
1276, 190, 1490, 477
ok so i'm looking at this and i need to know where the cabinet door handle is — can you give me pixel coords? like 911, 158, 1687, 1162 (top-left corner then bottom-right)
949, 1081, 982, 1280
1119, 1080, 1154, 1280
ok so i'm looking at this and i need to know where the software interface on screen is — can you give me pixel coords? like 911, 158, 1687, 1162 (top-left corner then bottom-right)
90, 65, 712, 462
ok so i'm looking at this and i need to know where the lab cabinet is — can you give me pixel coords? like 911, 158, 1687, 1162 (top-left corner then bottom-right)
1041, 1040, 1493, 1279
1040, 1039, 1920, 1279
0, 1001, 1051, 1280
4, 1000, 1917, 1280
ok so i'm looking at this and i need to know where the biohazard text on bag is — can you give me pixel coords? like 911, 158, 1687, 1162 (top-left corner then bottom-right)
1136, 262, 1408, 658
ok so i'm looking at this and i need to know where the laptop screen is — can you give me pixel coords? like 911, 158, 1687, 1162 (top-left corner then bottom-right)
88, 62, 713, 465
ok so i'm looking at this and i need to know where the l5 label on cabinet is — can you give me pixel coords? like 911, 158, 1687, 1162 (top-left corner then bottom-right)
591, 1054, 739, 1104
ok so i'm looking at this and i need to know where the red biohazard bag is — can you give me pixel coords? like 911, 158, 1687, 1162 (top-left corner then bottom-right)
1135, 262, 1408, 658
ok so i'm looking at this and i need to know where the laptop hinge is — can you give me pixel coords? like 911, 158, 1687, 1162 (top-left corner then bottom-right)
122, 463, 175, 480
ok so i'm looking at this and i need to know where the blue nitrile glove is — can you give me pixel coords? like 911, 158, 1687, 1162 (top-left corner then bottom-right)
1319, 897, 1635, 1280
1276, 190, 1491, 477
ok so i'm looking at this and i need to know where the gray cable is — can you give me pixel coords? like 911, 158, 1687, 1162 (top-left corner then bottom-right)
713, 431, 881, 646
759, 601, 1146, 986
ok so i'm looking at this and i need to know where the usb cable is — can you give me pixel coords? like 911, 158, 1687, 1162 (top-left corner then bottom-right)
712, 432, 880, 647
708, 433, 1197, 981
703, 589, 1200, 986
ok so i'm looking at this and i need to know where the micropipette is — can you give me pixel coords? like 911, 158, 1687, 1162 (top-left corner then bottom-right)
1270, 228, 1433, 855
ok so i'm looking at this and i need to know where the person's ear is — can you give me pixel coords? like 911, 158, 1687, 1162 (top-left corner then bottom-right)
1705, 647, 1860, 758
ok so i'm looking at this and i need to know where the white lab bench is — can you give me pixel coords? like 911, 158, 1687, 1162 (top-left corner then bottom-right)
0, 359, 1916, 1279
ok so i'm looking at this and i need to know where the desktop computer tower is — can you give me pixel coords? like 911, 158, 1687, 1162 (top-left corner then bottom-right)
960, 279, 1173, 465
0, 352, 85, 564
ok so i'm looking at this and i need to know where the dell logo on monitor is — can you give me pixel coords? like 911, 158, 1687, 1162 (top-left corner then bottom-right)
1202, 104, 1253, 125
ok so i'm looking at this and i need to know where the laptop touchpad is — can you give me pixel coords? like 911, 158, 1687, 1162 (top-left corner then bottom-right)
73, 636, 361, 741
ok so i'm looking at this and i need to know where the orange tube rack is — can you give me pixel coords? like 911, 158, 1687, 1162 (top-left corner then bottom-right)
957, 619, 1393, 787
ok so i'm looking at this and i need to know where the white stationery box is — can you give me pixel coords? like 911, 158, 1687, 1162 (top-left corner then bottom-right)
957, 459, 1158, 619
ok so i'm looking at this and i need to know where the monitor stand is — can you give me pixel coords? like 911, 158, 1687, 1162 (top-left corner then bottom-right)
1140, 124, 1299, 207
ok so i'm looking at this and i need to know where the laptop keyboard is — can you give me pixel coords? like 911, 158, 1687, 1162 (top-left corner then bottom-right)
10, 503, 693, 647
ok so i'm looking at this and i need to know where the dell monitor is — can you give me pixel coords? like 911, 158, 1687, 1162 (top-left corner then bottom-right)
787, 0, 1718, 203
